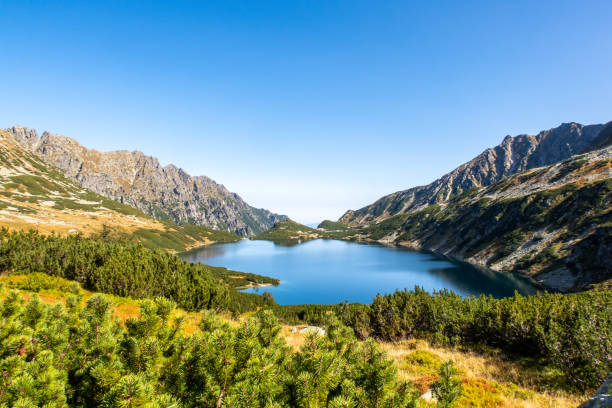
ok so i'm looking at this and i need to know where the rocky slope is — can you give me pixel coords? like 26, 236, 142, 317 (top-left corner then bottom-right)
341, 122, 610, 225
327, 131, 611, 292
0, 129, 239, 251
6, 126, 286, 236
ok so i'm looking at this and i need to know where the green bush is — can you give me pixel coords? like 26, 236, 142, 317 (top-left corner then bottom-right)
0, 291, 418, 407
0, 229, 230, 312
356, 287, 611, 391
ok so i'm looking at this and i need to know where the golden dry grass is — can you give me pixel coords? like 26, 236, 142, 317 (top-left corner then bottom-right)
381, 340, 586, 407
0, 198, 161, 237
0, 201, 213, 253
280, 325, 311, 351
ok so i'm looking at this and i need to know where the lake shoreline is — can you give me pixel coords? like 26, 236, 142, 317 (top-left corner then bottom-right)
391, 240, 550, 293
235, 282, 277, 290
183, 239, 540, 305
369, 238, 548, 293
257, 235, 548, 294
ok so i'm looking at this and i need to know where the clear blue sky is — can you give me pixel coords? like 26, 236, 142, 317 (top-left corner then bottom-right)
1, 1, 611, 224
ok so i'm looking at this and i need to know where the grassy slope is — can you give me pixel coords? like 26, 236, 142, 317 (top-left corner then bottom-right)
252, 219, 322, 245
317, 220, 351, 231
0, 273, 585, 408
0, 130, 240, 252
253, 219, 362, 244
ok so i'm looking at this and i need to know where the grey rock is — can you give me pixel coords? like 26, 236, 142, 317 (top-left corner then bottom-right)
5, 126, 287, 236
335, 121, 612, 292
341, 122, 610, 225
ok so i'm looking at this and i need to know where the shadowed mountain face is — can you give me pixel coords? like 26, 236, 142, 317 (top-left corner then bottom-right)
6, 126, 286, 236
340, 122, 610, 225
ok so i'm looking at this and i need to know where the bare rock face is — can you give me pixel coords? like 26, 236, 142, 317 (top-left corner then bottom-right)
6, 126, 286, 236
341, 122, 610, 225
8, 126, 40, 151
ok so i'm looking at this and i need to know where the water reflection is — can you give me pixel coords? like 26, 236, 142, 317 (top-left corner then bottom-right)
426, 265, 537, 297
182, 244, 227, 261
180, 239, 540, 305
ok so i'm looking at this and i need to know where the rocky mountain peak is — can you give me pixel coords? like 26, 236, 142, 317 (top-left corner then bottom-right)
4, 126, 287, 235
8, 126, 40, 150
340, 121, 608, 225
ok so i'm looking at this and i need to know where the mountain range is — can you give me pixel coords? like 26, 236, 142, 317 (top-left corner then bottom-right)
0, 128, 241, 252
3, 120, 611, 292
328, 121, 611, 292
340, 122, 610, 225
5, 126, 286, 236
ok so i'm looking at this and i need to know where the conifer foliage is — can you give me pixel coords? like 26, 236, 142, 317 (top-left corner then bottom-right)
0, 229, 230, 312
361, 288, 612, 391
431, 361, 461, 408
0, 284, 419, 407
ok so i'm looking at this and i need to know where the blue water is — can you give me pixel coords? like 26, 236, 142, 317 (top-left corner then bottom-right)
181, 239, 539, 305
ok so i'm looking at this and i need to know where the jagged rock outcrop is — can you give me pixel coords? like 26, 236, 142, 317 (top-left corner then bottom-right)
0, 129, 241, 251
340, 122, 610, 225
6, 126, 286, 236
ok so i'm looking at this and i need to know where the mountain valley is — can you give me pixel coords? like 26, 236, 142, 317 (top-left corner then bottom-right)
257, 122, 612, 293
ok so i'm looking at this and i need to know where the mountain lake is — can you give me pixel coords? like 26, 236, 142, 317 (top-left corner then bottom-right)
181, 239, 540, 305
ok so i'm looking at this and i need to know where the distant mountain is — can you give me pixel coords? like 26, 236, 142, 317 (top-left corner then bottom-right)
0, 129, 239, 251
340, 122, 610, 225
6, 126, 287, 236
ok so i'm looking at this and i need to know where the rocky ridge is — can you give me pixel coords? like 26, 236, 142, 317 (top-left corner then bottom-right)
340, 122, 610, 225
0, 129, 240, 251
6, 126, 286, 236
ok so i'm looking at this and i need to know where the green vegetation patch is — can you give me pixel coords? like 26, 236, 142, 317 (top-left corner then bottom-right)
52, 198, 100, 211
551, 158, 587, 182
0, 287, 418, 407
361, 213, 411, 241
0, 228, 231, 311
253, 219, 321, 245
3, 272, 77, 293
10, 174, 67, 196
133, 223, 240, 252
318, 220, 351, 230
97, 195, 150, 217
401, 350, 444, 377
132, 228, 192, 252
173, 222, 240, 243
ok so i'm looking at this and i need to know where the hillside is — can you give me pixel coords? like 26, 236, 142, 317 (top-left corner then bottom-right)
0, 273, 588, 407
325, 146, 612, 292
252, 219, 322, 244
341, 121, 610, 225
6, 126, 287, 236
0, 229, 278, 312
0, 129, 239, 252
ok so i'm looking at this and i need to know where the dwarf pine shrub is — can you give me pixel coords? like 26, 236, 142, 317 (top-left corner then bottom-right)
0, 288, 419, 407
